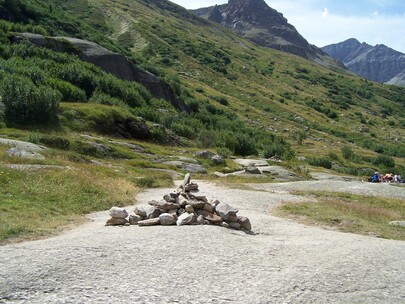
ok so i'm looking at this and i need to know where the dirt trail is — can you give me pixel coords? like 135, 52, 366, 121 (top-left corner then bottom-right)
0, 180, 404, 303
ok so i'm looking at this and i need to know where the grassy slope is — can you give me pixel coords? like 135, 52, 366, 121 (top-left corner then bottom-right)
0, 0, 404, 243
85, 0, 404, 163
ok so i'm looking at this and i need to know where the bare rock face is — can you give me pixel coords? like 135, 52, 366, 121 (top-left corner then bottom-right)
109, 207, 128, 219
322, 38, 405, 86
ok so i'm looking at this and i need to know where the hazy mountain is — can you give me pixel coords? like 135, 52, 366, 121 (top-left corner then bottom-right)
322, 38, 405, 86
192, 0, 342, 68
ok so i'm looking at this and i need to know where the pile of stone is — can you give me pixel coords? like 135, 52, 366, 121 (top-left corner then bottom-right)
106, 173, 252, 232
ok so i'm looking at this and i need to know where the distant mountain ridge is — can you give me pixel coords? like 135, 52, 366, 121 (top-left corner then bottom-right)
192, 0, 342, 69
322, 38, 405, 86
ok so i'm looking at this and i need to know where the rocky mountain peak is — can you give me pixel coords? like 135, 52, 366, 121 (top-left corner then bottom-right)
192, 0, 342, 69
322, 39, 405, 86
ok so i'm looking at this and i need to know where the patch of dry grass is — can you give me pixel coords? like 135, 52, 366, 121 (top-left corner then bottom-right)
274, 192, 405, 240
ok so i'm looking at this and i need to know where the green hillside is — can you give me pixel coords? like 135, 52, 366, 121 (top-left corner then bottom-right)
0, 0, 404, 242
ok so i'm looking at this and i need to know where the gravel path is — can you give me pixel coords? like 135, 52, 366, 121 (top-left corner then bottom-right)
1, 180, 404, 303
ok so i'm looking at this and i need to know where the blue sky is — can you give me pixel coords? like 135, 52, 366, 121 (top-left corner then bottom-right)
170, 0, 405, 53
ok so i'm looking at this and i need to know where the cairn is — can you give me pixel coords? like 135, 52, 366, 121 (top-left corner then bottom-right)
106, 173, 252, 232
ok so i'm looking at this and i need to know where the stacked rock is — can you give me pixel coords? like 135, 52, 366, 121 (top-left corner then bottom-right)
105, 207, 129, 226
124, 173, 252, 232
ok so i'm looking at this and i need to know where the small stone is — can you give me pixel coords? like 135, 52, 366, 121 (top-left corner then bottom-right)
176, 212, 195, 226
200, 210, 223, 223
178, 195, 189, 207
238, 216, 252, 231
215, 202, 239, 220
159, 213, 176, 226
184, 182, 199, 192
226, 213, 238, 223
138, 218, 160, 227
129, 214, 142, 225
146, 207, 162, 219
221, 222, 230, 229
109, 207, 128, 219
182, 173, 191, 190
106, 217, 128, 226
203, 203, 215, 213
185, 205, 195, 214
229, 222, 241, 229
188, 200, 206, 209
134, 206, 147, 218
211, 200, 221, 208
177, 208, 185, 216
196, 215, 205, 225
148, 200, 180, 210
163, 194, 176, 203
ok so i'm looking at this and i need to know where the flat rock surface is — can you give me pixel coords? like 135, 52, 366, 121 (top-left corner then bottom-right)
0, 180, 404, 303
0, 138, 47, 152
233, 158, 269, 167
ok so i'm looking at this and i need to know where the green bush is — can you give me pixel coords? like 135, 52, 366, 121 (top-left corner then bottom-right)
308, 157, 332, 169
216, 147, 232, 158
89, 90, 125, 107
0, 75, 61, 124
39, 135, 71, 150
373, 155, 395, 168
341, 146, 353, 160
47, 78, 87, 102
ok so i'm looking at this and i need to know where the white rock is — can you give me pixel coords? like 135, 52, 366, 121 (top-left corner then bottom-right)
109, 207, 128, 219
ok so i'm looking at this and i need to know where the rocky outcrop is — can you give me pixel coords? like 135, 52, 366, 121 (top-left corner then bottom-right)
322, 38, 405, 86
192, 0, 342, 69
105, 174, 252, 232
11, 33, 189, 112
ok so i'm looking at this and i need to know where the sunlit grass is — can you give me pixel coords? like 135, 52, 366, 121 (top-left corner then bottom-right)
274, 191, 405, 240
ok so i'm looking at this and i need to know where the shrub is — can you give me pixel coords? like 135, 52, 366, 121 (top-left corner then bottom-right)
216, 147, 232, 158
373, 155, 395, 168
39, 135, 71, 150
46, 78, 87, 102
0, 75, 61, 124
341, 146, 353, 160
89, 90, 125, 107
308, 157, 332, 169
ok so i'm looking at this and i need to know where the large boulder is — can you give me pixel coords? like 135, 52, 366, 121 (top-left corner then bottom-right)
194, 150, 215, 159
